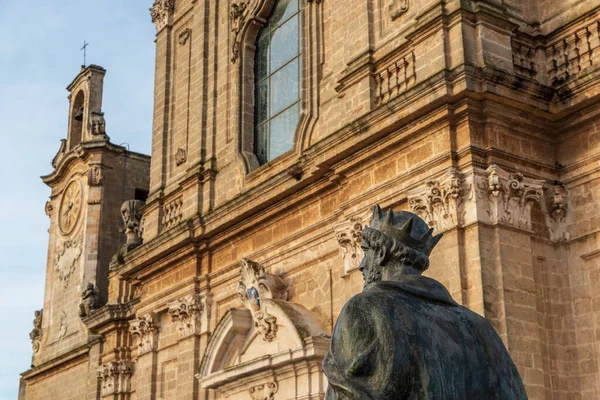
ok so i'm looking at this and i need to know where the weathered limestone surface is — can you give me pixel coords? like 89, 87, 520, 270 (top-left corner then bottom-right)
19, 1, 600, 399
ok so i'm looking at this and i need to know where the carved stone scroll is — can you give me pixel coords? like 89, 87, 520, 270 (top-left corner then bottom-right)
150, 0, 175, 32
29, 309, 43, 353
407, 169, 466, 233
237, 259, 287, 342
333, 212, 371, 274
130, 313, 159, 355
249, 381, 279, 400
98, 361, 133, 397
167, 294, 203, 338
476, 165, 544, 231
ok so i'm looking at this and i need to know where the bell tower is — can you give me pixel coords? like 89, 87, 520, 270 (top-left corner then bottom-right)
29, 65, 150, 370
66, 64, 109, 149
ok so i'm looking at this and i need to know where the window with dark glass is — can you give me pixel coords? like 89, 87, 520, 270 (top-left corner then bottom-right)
254, 0, 301, 165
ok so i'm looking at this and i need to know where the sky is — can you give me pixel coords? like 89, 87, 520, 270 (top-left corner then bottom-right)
0, 1, 155, 398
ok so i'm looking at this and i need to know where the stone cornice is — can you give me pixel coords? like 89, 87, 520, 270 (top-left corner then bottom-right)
42, 140, 150, 186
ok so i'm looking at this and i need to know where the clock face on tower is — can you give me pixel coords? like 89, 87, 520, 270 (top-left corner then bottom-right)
59, 180, 82, 235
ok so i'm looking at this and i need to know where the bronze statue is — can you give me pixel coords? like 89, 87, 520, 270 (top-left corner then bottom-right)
323, 205, 528, 399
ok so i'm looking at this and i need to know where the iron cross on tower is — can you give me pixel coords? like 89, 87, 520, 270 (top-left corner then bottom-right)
81, 41, 89, 66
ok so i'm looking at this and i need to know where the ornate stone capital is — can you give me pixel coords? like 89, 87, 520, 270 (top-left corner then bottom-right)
150, 0, 175, 32
407, 168, 466, 234
167, 294, 203, 338
237, 259, 287, 341
29, 309, 43, 353
545, 183, 570, 242
249, 381, 278, 400
333, 212, 371, 274
476, 165, 544, 231
389, 0, 409, 20
98, 360, 133, 397
130, 313, 159, 355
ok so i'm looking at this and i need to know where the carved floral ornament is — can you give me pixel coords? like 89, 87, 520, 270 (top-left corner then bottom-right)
407, 168, 467, 234
237, 258, 287, 342
167, 294, 203, 338
98, 360, 133, 397
149, 0, 175, 32
129, 313, 159, 355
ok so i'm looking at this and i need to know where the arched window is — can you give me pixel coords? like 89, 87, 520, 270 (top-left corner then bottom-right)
69, 90, 85, 149
254, 0, 301, 165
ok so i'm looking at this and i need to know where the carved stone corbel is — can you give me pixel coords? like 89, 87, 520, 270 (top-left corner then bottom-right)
545, 183, 570, 242
476, 165, 544, 231
407, 168, 466, 233
98, 360, 133, 397
167, 294, 203, 338
237, 259, 287, 342
29, 309, 43, 353
150, 0, 175, 32
129, 313, 159, 355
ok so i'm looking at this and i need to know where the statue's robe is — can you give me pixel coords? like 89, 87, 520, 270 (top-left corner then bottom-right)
323, 275, 528, 400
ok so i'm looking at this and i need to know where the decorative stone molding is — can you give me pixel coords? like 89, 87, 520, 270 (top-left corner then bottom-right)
162, 197, 183, 230
79, 283, 100, 317
333, 212, 371, 274
389, 0, 408, 20
167, 294, 203, 338
149, 0, 175, 32
178, 28, 191, 45
407, 169, 466, 233
98, 360, 133, 397
477, 165, 544, 231
545, 183, 570, 242
88, 165, 103, 186
54, 236, 83, 288
237, 258, 287, 341
130, 313, 159, 355
29, 309, 43, 353
249, 381, 278, 400
512, 40, 537, 79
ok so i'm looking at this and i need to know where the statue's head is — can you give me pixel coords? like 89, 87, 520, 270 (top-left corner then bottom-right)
359, 205, 442, 286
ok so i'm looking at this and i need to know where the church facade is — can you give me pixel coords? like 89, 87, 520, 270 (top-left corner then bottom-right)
19, 1, 600, 399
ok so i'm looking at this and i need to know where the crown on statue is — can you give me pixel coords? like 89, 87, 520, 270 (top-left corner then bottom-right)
368, 205, 443, 256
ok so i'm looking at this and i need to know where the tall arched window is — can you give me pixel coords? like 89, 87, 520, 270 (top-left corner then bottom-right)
254, 0, 301, 165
